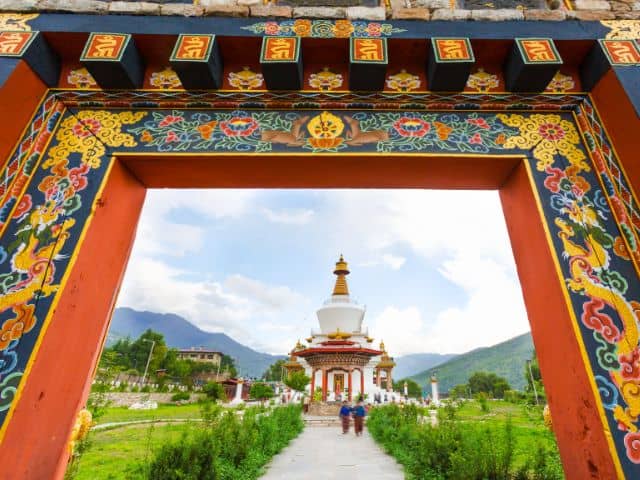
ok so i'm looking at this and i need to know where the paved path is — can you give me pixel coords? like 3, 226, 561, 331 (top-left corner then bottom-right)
259, 425, 405, 480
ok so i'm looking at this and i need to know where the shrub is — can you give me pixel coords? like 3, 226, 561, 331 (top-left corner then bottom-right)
367, 405, 563, 480
144, 404, 304, 480
171, 391, 190, 402
476, 392, 490, 412
202, 381, 225, 402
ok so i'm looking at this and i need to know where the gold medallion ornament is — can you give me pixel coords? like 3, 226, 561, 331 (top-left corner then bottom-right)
228, 67, 264, 90
466, 68, 500, 93
386, 70, 421, 92
497, 113, 587, 172
308, 67, 343, 91
150, 67, 182, 89
545, 71, 575, 93
0, 13, 38, 32
67, 68, 97, 89
307, 112, 345, 149
602, 20, 640, 40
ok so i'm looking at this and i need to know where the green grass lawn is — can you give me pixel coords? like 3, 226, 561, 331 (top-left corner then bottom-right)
74, 422, 196, 480
97, 403, 204, 425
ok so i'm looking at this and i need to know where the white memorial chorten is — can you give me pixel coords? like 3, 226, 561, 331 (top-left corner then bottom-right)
285, 256, 396, 403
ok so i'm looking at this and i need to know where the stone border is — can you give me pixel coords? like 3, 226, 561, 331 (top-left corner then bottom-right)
0, 0, 638, 20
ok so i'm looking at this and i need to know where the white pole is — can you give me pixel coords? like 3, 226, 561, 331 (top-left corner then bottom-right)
141, 339, 156, 385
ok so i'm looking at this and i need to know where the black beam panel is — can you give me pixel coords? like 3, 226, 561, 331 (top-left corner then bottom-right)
504, 38, 562, 92
349, 37, 387, 92
0, 31, 60, 87
80, 33, 144, 89
260, 37, 302, 91
427, 38, 475, 92
170, 34, 223, 90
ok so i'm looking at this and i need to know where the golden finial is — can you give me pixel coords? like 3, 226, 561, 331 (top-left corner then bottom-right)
295, 339, 304, 350
380, 340, 385, 352
332, 254, 350, 295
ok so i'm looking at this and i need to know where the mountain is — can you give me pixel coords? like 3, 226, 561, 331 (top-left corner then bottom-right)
393, 353, 457, 379
108, 307, 285, 378
409, 332, 534, 393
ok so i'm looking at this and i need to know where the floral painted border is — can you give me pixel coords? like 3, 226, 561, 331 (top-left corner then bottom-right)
1, 95, 640, 477
241, 19, 406, 38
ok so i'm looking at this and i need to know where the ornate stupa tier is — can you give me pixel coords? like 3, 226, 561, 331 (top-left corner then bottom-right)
316, 255, 365, 334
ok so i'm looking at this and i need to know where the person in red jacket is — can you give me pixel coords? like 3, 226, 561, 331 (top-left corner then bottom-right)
339, 401, 352, 434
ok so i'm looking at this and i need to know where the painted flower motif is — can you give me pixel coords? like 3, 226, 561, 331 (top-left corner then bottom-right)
165, 131, 179, 143
159, 115, 184, 128
71, 118, 101, 138
625, 431, 640, 464
332, 20, 354, 38
150, 67, 182, 90
538, 122, 565, 141
466, 68, 500, 93
67, 68, 97, 89
545, 71, 576, 93
497, 113, 587, 172
467, 118, 490, 130
469, 133, 483, 144
141, 130, 154, 143
366, 23, 382, 37
220, 117, 259, 137
386, 70, 421, 92
12, 194, 32, 219
228, 67, 264, 90
293, 19, 312, 37
264, 21, 280, 36
393, 117, 430, 137
309, 68, 343, 91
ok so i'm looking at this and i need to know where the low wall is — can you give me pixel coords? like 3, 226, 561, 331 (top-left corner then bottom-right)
97, 392, 206, 407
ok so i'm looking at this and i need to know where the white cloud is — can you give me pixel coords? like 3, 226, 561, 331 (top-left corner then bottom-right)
382, 253, 406, 270
262, 207, 315, 225
117, 255, 310, 354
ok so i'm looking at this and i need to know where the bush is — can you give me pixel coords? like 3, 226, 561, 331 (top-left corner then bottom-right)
367, 405, 563, 480
476, 392, 490, 412
171, 391, 190, 402
202, 381, 225, 402
144, 404, 304, 480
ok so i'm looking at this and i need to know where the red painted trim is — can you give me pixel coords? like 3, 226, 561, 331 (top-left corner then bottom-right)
0, 161, 146, 480
296, 347, 382, 356
500, 162, 618, 480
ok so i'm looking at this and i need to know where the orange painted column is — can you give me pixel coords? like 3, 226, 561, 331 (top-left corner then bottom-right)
348, 369, 353, 402
310, 368, 315, 402
0, 160, 147, 480
590, 70, 640, 198
361, 369, 365, 397
500, 161, 618, 480
321, 368, 327, 402
0, 60, 47, 167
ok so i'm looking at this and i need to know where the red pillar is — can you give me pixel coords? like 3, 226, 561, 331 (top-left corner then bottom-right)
360, 369, 365, 399
310, 369, 316, 403
348, 369, 353, 402
321, 368, 327, 402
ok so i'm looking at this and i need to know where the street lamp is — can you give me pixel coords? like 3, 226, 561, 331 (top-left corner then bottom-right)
141, 339, 156, 385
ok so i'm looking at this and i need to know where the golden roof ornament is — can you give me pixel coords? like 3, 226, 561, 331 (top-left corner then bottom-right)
332, 254, 350, 295
327, 328, 352, 340
380, 340, 386, 352
294, 339, 305, 351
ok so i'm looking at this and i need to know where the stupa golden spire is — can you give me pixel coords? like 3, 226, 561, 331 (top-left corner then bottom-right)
332, 254, 350, 295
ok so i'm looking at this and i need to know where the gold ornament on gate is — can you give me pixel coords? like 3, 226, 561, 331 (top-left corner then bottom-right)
307, 112, 344, 149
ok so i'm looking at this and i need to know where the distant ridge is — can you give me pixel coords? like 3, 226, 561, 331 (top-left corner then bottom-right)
408, 332, 534, 392
393, 353, 457, 379
108, 307, 285, 378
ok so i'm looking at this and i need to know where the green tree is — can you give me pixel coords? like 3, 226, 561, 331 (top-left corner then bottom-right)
468, 371, 511, 399
249, 382, 274, 404
449, 384, 469, 399
202, 381, 226, 402
392, 378, 422, 398
262, 359, 286, 381
220, 355, 238, 378
284, 370, 310, 394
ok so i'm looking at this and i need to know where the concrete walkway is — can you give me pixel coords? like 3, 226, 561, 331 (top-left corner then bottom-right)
259, 425, 405, 480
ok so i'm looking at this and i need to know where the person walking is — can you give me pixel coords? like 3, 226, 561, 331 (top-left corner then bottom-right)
353, 400, 366, 436
339, 400, 352, 434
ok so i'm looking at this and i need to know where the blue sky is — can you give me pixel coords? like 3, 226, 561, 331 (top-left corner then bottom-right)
116, 189, 530, 357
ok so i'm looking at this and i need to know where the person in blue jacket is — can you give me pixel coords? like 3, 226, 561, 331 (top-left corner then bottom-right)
339, 400, 352, 434
353, 400, 366, 436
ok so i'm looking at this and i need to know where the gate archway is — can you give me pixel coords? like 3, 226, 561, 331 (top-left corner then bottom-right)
0, 14, 640, 480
